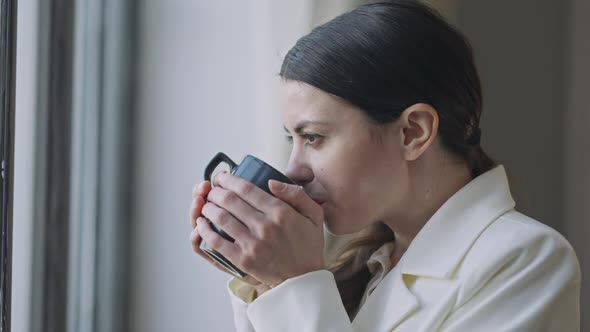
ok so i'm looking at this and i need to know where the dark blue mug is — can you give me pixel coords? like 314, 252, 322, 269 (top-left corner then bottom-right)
199, 152, 295, 278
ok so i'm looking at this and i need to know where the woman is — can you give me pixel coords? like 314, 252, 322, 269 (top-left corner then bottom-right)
189, 1, 581, 331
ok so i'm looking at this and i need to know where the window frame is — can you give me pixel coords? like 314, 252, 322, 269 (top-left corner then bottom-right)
0, 0, 18, 330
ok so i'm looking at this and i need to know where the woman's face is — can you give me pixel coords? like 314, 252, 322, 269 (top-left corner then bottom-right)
281, 80, 409, 235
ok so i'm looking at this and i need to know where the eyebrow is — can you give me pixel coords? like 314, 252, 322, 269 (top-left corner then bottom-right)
283, 120, 330, 134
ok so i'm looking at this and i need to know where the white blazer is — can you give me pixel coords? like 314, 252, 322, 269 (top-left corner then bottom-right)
227, 165, 581, 331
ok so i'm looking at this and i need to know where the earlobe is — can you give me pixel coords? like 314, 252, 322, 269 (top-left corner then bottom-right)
400, 103, 438, 161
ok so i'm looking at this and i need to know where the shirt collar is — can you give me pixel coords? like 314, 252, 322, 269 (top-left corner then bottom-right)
400, 165, 515, 279
366, 241, 396, 275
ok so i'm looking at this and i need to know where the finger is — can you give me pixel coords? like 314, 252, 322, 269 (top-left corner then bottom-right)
206, 186, 266, 229
201, 202, 253, 243
196, 217, 241, 260
190, 225, 204, 252
268, 180, 322, 225
240, 275, 262, 286
213, 172, 278, 214
192, 181, 212, 199
189, 195, 206, 229
190, 227, 242, 275
190, 225, 262, 286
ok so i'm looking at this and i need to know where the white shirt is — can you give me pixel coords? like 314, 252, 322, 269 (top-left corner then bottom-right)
355, 241, 396, 318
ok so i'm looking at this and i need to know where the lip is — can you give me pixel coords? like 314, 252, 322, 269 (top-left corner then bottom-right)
305, 188, 327, 206
311, 198, 326, 205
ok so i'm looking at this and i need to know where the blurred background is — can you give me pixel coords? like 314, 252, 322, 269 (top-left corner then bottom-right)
11, 0, 589, 331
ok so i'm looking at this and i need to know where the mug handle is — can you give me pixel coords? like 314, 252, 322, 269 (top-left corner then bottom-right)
204, 152, 238, 183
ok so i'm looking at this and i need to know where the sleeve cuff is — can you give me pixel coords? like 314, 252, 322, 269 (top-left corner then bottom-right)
228, 277, 258, 304
246, 270, 352, 332
226, 277, 257, 332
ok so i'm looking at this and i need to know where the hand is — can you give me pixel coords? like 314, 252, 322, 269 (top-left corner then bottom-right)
189, 180, 263, 286
196, 173, 326, 288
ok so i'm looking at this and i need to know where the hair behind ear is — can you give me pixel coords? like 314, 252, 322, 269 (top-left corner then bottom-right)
327, 222, 394, 319
467, 144, 495, 178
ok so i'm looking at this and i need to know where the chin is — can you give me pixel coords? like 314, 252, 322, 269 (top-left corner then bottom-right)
324, 219, 363, 236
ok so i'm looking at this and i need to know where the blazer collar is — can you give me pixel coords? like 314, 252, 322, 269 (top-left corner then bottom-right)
352, 265, 419, 331
400, 164, 515, 279
353, 165, 515, 331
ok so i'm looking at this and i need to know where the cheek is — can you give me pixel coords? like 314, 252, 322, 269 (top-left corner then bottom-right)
319, 155, 385, 212
321, 145, 402, 225
313, 153, 357, 197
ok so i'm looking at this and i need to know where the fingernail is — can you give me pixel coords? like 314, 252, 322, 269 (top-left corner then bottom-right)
269, 179, 285, 191
213, 173, 222, 184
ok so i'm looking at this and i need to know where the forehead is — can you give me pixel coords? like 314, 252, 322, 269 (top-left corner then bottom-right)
279, 80, 359, 125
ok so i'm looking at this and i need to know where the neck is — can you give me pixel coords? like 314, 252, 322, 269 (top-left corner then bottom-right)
383, 154, 472, 260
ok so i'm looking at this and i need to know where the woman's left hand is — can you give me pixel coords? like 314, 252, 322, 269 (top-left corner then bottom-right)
196, 172, 325, 288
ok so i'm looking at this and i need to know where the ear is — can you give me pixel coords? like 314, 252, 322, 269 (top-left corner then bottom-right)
399, 103, 439, 161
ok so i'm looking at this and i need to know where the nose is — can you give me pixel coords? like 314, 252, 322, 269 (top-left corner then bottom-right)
285, 150, 314, 186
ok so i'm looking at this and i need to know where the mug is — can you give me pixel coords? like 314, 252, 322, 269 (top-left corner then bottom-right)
199, 152, 295, 278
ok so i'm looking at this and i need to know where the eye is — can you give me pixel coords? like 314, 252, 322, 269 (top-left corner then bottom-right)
285, 135, 294, 145
302, 134, 322, 147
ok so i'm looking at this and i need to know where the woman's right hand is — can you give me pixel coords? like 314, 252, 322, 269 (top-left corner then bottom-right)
189, 180, 264, 287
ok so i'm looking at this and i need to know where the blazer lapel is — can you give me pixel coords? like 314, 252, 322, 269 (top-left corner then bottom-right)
352, 266, 420, 332
351, 165, 516, 331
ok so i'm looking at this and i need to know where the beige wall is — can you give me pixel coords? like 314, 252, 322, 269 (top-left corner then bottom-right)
456, 0, 588, 329
130, 1, 314, 331
458, 1, 567, 229
564, 0, 590, 328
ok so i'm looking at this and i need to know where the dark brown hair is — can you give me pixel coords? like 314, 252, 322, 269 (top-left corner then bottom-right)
280, 0, 495, 319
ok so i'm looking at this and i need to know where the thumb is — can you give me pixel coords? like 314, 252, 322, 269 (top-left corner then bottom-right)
268, 180, 321, 225
268, 179, 290, 193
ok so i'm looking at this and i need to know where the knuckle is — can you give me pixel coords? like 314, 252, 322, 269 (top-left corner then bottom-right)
215, 210, 231, 227
220, 190, 237, 206
214, 172, 225, 184
207, 234, 223, 249
189, 230, 200, 245
202, 202, 218, 219
237, 181, 255, 196
240, 255, 255, 270
260, 223, 277, 240
250, 242, 265, 257
273, 206, 290, 225
206, 187, 219, 200
270, 198, 284, 210
242, 242, 265, 266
